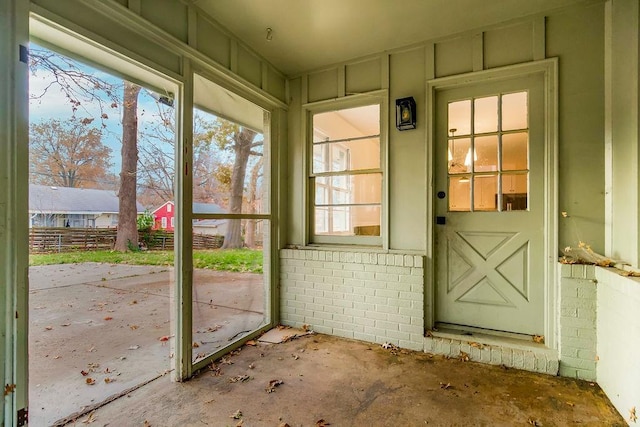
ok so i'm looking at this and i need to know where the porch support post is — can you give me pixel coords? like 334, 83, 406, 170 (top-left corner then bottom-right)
0, 0, 30, 424
605, 0, 640, 267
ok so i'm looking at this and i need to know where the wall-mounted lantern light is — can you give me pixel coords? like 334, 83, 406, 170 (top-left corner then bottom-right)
395, 97, 416, 131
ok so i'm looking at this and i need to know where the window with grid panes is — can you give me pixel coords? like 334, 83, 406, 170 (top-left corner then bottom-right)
310, 103, 382, 244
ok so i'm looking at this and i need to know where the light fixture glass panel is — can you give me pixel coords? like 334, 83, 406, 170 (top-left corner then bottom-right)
474, 96, 498, 134
312, 138, 379, 173
473, 175, 498, 211
502, 174, 528, 211
448, 138, 471, 174
474, 136, 498, 172
448, 100, 471, 136
502, 91, 528, 131
449, 176, 471, 211
502, 132, 528, 171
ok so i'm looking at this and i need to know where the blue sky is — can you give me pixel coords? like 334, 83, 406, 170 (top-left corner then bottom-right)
29, 43, 173, 178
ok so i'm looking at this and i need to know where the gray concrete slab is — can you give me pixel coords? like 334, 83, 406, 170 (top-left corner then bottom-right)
29, 263, 265, 426
86, 333, 625, 426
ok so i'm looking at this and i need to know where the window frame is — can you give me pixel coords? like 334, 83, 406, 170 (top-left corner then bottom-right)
304, 91, 388, 247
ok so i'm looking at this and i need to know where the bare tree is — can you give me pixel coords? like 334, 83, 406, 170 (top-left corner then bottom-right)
220, 127, 261, 249
114, 82, 141, 252
138, 108, 234, 209
30, 117, 112, 188
245, 156, 264, 248
29, 46, 118, 124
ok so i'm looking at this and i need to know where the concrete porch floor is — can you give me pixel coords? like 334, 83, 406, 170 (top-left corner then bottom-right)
76, 332, 625, 426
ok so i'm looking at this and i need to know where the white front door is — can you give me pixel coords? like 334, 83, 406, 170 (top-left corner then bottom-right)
434, 73, 546, 336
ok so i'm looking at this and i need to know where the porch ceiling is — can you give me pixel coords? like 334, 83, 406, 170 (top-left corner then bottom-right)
192, 0, 587, 76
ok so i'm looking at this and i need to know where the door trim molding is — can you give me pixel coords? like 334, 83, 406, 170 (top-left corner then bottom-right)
425, 59, 559, 349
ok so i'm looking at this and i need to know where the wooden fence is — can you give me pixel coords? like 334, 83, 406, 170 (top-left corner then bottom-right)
29, 227, 224, 253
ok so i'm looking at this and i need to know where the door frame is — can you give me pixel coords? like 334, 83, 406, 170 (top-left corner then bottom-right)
425, 59, 558, 348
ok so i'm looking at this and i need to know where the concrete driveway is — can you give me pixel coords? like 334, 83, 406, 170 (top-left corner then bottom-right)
29, 263, 265, 426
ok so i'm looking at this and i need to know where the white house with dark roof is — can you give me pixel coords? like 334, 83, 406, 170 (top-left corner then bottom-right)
29, 184, 145, 228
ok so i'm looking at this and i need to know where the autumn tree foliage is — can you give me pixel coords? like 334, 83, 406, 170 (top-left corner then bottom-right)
29, 117, 112, 188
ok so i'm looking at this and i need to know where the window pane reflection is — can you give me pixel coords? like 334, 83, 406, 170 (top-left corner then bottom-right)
312, 138, 379, 173
448, 138, 471, 174
502, 92, 528, 131
502, 174, 528, 211
502, 133, 528, 171
449, 176, 471, 211
474, 136, 498, 173
474, 175, 498, 211
315, 205, 380, 236
474, 96, 498, 134
448, 100, 471, 136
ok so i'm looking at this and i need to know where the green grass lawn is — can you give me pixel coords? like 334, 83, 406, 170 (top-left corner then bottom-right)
29, 249, 263, 274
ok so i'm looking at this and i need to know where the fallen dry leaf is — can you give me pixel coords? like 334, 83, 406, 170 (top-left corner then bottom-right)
85, 377, 96, 385
470, 342, 485, 349
229, 374, 251, 383
248, 363, 255, 369
533, 335, 545, 344
439, 382, 451, 389
292, 354, 300, 360
80, 370, 89, 376
278, 423, 291, 427
143, 421, 151, 427
527, 418, 541, 426
192, 341, 200, 348
3, 384, 16, 396
104, 377, 114, 384
104, 316, 113, 321
630, 406, 637, 423
266, 379, 284, 393
129, 325, 139, 330
245, 340, 257, 346
566, 402, 575, 407
81, 411, 96, 424
61, 323, 71, 327
158, 335, 171, 342
229, 409, 242, 419
302, 324, 311, 332
220, 356, 233, 365
458, 351, 470, 362
235, 420, 244, 427
129, 300, 138, 305
316, 419, 331, 427
45, 326, 53, 331
128, 345, 140, 350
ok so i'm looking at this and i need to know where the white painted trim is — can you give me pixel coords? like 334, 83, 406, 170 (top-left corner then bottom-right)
175, 60, 193, 381
425, 58, 559, 348
472, 32, 484, 72
1, 0, 30, 423
29, 9, 183, 88
302, 90, 389, 248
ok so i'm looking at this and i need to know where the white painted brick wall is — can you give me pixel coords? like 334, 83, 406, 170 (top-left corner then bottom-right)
280, 249, 425, 351
595, 267, 640, 426
558, 264, 597, 381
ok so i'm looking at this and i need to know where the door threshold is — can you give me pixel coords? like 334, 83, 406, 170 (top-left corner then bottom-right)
432, 323, 548, 352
